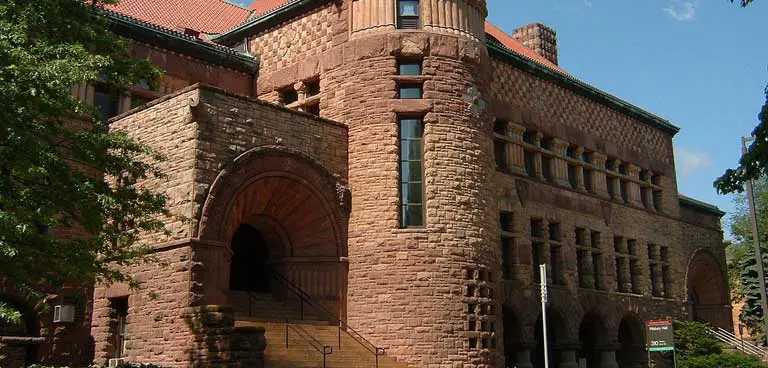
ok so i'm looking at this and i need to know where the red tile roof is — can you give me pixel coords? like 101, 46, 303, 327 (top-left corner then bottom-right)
248, 0, 294, 15
105, 0, 251, 34
108, 0, 564, 74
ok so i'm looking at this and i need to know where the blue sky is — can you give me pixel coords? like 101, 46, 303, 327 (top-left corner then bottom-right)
485, 0, 767, 224
237, 0, 766, 222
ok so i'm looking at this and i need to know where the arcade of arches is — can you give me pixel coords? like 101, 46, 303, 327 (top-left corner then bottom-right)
196, 151, 349, 318
504, 307, 646, 368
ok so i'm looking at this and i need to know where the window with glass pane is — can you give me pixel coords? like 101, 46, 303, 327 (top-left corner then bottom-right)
399, 84, 422, 99
398, 60, 422, 75
400, 118, 424, 227
397, 0, 420, 29
94, 86, 119, 121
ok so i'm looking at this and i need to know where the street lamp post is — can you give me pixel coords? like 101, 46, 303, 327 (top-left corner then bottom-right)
742, 136, 768, 355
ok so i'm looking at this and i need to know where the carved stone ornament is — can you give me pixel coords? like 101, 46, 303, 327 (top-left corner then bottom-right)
336, 182, 352, 215
515, 179, 530, 208
601, 201, 613, 226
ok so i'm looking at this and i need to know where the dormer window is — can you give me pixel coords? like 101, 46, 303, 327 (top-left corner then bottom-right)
397, 0, 420, 29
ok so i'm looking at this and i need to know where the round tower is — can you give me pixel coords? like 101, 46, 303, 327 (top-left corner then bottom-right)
323, 0, 501, 365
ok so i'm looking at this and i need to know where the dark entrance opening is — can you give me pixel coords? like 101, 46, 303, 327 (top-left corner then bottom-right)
503, 306, 522, 367
579, 312, 607, 368
618, 314, 646, 368
229, 224, 272, 292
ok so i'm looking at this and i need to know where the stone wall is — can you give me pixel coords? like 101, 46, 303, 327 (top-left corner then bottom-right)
93, 84, 348, 366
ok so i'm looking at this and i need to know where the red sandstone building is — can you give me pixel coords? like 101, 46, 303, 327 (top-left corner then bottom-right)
0, 0, 732, 367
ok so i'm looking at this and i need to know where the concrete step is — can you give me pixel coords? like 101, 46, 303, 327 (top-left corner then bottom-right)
237, 320, 411, 368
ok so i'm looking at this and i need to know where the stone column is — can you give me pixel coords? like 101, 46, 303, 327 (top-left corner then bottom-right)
573, 146, 586, 192
551, 138, 570, 187
533, 132, 545, 181
515, 348, 535, 368
590, 152, 609, 198
600, 347, 620, 368
294, 81, 307, 112
608, 159, 623, 203
626, 164, 643, 207
507, 123, 527, 175
558, 349, 580, 368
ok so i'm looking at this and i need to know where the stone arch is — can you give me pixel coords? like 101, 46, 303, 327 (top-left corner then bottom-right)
196, 147, 349, 316
617, 313, 646, 368
686, 248, 731, 329
578, 310, 609, 368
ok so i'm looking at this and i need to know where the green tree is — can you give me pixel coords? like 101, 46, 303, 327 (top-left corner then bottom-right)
717, 0, 764, 193
727, 178, 768, 341
0, 0, 167, 314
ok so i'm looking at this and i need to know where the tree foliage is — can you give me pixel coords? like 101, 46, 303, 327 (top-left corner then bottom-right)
0, 0, 167, 306
717, 0, 764, 193
727, 178, 768, 341
675, 320, 767, 368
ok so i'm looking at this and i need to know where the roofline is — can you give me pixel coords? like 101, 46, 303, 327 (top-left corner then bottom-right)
100, 9, 259, 73
486, 41, 680, 136
678, 195, 725, 217
212, 0, 332, 44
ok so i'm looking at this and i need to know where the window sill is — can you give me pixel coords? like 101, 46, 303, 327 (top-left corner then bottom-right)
392, 227, 430, 234
393, 75, 430, 83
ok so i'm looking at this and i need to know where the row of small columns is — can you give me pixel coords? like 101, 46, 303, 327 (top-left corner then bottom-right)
512, 343, 621, 368
498, 122, 656, 210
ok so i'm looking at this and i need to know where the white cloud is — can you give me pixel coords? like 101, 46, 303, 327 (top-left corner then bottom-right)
675, 147, 712, 179
583, 0, 593, 8
664, 0, 697, 21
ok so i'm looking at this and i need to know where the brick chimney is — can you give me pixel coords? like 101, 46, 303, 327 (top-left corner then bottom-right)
512, 23, 559, 65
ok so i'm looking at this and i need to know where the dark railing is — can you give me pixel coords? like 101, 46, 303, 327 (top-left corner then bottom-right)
247, 266, 387, 367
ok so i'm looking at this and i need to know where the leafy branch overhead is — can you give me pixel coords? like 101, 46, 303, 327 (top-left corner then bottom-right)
0, 0, 168, 302
715, 0, 763, 193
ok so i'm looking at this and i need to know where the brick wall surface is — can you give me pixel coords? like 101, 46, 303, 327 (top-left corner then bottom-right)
489, 59, 676, 178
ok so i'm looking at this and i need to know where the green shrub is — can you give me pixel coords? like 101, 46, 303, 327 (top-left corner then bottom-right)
679, 352, 766, 368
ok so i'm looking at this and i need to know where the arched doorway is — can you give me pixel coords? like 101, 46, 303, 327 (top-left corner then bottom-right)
617, 314, 646, 368
687, 250, 731, 329
533, 308, 568, 368
198, 151, 348, 319
229, 224, 272, 293
578, 312, 608, 368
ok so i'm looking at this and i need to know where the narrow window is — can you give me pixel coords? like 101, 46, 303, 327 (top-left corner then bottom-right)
591, 231, 603, 290
500, 211, 514, 233
306, 80, 321, 97
398, 60, 422, 75
110, 297, 128, 359
400, 118, 424, 227
94, 85, 120, 121
398, 84, 423, 99
280, 87, 298, 105
397, 0, 420, 29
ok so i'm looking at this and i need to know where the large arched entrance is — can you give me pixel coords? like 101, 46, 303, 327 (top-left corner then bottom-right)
198, 150, 348, 320
687, 250, 731, 329
617, 314, 646, 368
578, 311, 608, 368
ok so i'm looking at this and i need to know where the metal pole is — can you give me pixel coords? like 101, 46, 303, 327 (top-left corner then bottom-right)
742, 136, 768, 355
540, 265, 550, 368
647, 345, 651, 368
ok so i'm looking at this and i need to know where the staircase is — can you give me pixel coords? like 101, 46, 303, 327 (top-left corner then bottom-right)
231, 270, 411, 368
708, 326, 766, 358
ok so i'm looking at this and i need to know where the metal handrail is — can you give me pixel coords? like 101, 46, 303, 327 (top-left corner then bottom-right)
707, 326, 766, 357
258, 266, 387, 364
